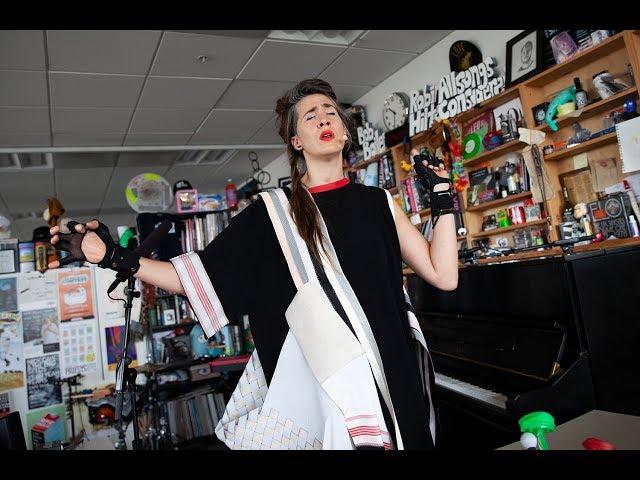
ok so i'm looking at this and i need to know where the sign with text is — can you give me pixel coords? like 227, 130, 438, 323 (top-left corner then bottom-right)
356, 122, 386, 160
409, 57, 505, 135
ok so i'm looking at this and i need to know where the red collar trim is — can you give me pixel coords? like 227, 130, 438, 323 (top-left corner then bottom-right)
307, 177, 350, 194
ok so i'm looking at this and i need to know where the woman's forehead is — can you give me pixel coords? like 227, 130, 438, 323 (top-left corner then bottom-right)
296, 93, 336, 112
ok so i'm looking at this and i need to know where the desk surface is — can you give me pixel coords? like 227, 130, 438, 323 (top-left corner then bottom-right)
498, 410, 640, 450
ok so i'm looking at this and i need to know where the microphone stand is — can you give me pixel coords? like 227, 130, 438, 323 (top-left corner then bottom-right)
113, 275, 142, 450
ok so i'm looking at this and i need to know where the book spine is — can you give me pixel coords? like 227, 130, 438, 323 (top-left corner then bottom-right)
407, 178, 418, 213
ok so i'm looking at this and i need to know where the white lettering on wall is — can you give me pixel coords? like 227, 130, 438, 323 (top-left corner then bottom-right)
409, 57, 505, 135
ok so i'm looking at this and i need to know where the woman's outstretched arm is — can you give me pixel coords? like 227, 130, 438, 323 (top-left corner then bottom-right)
393, 199, 458, 291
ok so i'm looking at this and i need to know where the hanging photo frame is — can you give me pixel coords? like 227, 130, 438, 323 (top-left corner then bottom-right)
505, 30, 544, 88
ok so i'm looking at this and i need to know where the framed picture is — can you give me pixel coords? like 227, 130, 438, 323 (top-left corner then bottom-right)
278, 176, 292, 188
505, 30, 543, 88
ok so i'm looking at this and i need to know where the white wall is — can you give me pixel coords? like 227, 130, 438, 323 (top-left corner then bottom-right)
353, 30, 524, 127
259, 152, 291, 189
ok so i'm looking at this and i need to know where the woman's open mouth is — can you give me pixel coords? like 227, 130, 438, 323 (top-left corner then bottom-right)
319, 130, 335, 141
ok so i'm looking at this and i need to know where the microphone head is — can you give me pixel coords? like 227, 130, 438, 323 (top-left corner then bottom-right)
135, 219, 173, 258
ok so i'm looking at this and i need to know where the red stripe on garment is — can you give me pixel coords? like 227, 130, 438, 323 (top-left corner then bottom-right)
183, 255, 220, 332
349, 427, 382, 435
345, 414, 377, 421
307, 177, 350, 193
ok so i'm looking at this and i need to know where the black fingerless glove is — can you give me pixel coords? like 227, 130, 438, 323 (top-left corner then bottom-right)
413, 153, 455, 228
55, 220, 140, 274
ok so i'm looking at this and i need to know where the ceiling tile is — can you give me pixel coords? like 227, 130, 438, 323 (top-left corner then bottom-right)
151, 32, 262, 78
123, 133, 192, 145
55, 167, 113, 210
216, 80, 295, 109
50, 72, 144, 108
138, 76, 231, 109
54, 152, 117, 169
52, 108, 133, 134
239, 40, 345, 81
164, 164, 220, 192
0, 107, 50, 132
247, 116, 282, 144
0, 133, 50, 147
129, 108, 210, 134
53, 133, 125, 146
118, 152, 178, 167
166, 30, 271, 39
0, 170, 54, 213
353, 30, 452, 53
190, 110, 274, 144
0, 30, 46, 70
331, 84, 374, 104
320, 48, 416, 86
0, 71, 47, 106
47, 30, 161, 75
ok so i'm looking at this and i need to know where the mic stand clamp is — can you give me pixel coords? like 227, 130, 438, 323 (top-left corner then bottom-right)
114, 275, 143, 450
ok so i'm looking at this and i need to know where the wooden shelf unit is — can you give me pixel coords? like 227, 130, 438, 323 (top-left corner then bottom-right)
543, 132, 618, 161
461, 140, 527, 168
534, 87, 638, 133
343, 149, 390, 171
358, 31, 639, 249
466, 191, 533, 212
469, 219, 550, 239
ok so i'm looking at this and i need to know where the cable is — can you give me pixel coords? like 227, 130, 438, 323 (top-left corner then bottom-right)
108, 291, 127, 307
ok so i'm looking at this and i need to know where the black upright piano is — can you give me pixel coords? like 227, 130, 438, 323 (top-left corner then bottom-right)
407, 255, 596, 449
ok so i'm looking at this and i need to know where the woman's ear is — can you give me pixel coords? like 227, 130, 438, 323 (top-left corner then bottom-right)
291, 136, 303, 151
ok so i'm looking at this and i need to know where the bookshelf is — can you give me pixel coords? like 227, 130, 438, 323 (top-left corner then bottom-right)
461, 139, 527, 168
469, 219, 550, 239
542, 132, 618, 161
465, 191, 533, 212
534, 87, 638, 133
360, 30, 640, 268
151, 321, 197, 332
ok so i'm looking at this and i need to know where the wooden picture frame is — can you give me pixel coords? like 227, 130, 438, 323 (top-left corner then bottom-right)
505, 30, 543, 88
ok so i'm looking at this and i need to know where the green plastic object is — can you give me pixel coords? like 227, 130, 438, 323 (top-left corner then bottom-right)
118, 228, 135, 248
519, 411, 556, 450
545, 86, 576, 132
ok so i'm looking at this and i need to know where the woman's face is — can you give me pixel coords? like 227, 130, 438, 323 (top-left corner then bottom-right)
291, 93, 347, 158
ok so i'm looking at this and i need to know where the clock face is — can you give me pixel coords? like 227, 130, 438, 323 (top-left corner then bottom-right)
383, 93, 409, 131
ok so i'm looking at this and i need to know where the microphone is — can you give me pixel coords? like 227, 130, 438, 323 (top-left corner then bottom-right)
107, 220, 173, 294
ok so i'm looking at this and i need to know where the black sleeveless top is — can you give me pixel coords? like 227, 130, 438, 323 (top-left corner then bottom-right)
197, 179, 435, 449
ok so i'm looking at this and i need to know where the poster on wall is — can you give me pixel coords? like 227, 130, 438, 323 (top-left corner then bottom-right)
60, 319, 99, 379
18, 271, 57, 311
0, 276, 18, 312
22, 308, 60, 357
105, 325, 137, 372
0, 391, 11, 413
94, 268, 141, 323
26, 354, 62, 410
0, 311, 24, 391
57, 268, 94, 321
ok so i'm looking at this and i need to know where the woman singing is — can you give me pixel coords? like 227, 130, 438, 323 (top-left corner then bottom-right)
49, 78, 458, 450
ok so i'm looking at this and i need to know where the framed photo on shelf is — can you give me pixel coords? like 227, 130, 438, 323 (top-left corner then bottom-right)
278, 176, 292, 188
505, 30, 543, 88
